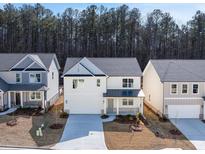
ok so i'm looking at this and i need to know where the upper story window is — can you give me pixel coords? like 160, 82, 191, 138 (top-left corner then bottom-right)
16, 73, 21, 83
193, 84, 199, 94
72, 79, 84, 89
29, 73, 41, 83
73, 79, 78, 89
171, 84, 177, 94
122, 79, 134, 88
182, 84, 188, 94
97, 79, 100, 87
52, 72, 54, 79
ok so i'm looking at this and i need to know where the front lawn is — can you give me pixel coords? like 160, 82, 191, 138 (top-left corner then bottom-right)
0, 95, 67, 148
103, 105, 195, 150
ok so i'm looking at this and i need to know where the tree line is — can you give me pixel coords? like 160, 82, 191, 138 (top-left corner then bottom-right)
0, 3, 205, 70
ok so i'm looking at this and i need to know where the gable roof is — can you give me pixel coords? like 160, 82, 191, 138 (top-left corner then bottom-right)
0, 53, 60, 71
63, 57, 142, 76
150, 59, 205, 82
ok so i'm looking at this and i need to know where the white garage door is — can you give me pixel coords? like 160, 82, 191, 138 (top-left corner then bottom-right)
67, 94, 102, 114
168, 105, 200, 118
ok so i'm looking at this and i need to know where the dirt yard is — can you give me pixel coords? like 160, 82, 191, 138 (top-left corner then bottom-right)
103, 105, 195, 150
0, 95, 67, 148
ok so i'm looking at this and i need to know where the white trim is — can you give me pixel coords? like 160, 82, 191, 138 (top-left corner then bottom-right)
9, 55, 29, 71
164, 97, 202, 100
28, 55, 48, 71
192, 83, 199, 94
181, 83, 189, 95
170, 83, 178, 95
23, 61, 35, 71
29, 72, 42, 83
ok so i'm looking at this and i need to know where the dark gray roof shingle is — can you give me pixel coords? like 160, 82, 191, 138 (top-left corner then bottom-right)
150, 60, 205, 82
103, 89, 141, 97
0, 53, 60, 71
63, 57, 142, 76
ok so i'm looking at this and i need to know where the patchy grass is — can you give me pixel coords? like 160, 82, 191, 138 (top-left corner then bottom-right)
103, 105, 195, 150
0, 96, 67, 148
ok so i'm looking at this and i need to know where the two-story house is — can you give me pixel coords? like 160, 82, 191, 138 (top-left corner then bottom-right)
0, 53, 60, 111
63, 57, 144, 115
143, 60, 205, 119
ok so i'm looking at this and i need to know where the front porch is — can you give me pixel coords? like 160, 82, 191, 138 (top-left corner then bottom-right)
1, 91, 46, 110
103, 97, 143, 115
103, 89, 144, 115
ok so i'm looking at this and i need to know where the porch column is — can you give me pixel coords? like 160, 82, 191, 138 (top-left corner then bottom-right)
103, 98, 107, 114
140, 98, 144, 114
41, 91, 45, 109
8, 91, 11, 108
203, 100, 205, 120
116, 98, 119, 115
20, 91, 23, 108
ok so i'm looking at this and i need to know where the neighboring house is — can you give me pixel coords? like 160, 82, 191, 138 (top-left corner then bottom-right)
143, 60, 205, 119
63, 57, 144, 115
0, 53, 60, 111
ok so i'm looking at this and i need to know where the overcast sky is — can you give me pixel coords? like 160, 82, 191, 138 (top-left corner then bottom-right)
0, 3, 205, 26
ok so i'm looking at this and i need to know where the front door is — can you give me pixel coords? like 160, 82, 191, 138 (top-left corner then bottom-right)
107, 99, 114, 113
15, 92, 21, 106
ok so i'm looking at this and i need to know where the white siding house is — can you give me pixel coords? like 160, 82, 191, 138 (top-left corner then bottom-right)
63, 57, 144, 115
143, 60, 205, 119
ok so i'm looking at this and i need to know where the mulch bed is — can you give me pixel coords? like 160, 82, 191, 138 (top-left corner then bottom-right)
59, 112, 69, 118
8, 108, 43, 116
101, 114, 109, 119
49, 123, 64, 129
169, 129, 182, 135
7, 119, 17, 126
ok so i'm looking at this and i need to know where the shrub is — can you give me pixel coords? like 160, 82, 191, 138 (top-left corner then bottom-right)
49, 123, 64, 129
101, 114, 109, 119
59, 112, 69, 118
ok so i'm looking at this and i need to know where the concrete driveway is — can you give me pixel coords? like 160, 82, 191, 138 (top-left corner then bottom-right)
170, 119, 205, 150
52, 114, 107, 150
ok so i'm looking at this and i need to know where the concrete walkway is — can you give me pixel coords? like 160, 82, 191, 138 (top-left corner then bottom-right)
171, 119, 205, 150
0, 108, 17, 116
52, 115, 108, 150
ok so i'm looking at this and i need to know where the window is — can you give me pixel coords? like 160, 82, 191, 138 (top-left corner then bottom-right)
30, 92, 41, 101
29, 73, 41, 83
128, 99, 133, 106
122, 79, 134, 88
97, 79, 100, 87
122, 99, 127, 105
122, 99, 134, 106
171, 84, 177, 94
73, 79, 78, 89
182, 84, 188, 94
52, 72, 54, 79
16, 73, 21, 83
193, 84, 199, 94
72, 79, 84, 89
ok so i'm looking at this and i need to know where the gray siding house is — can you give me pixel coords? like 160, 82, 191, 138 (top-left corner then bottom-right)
143, 60, 205, 119
0, 53, 60, 111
